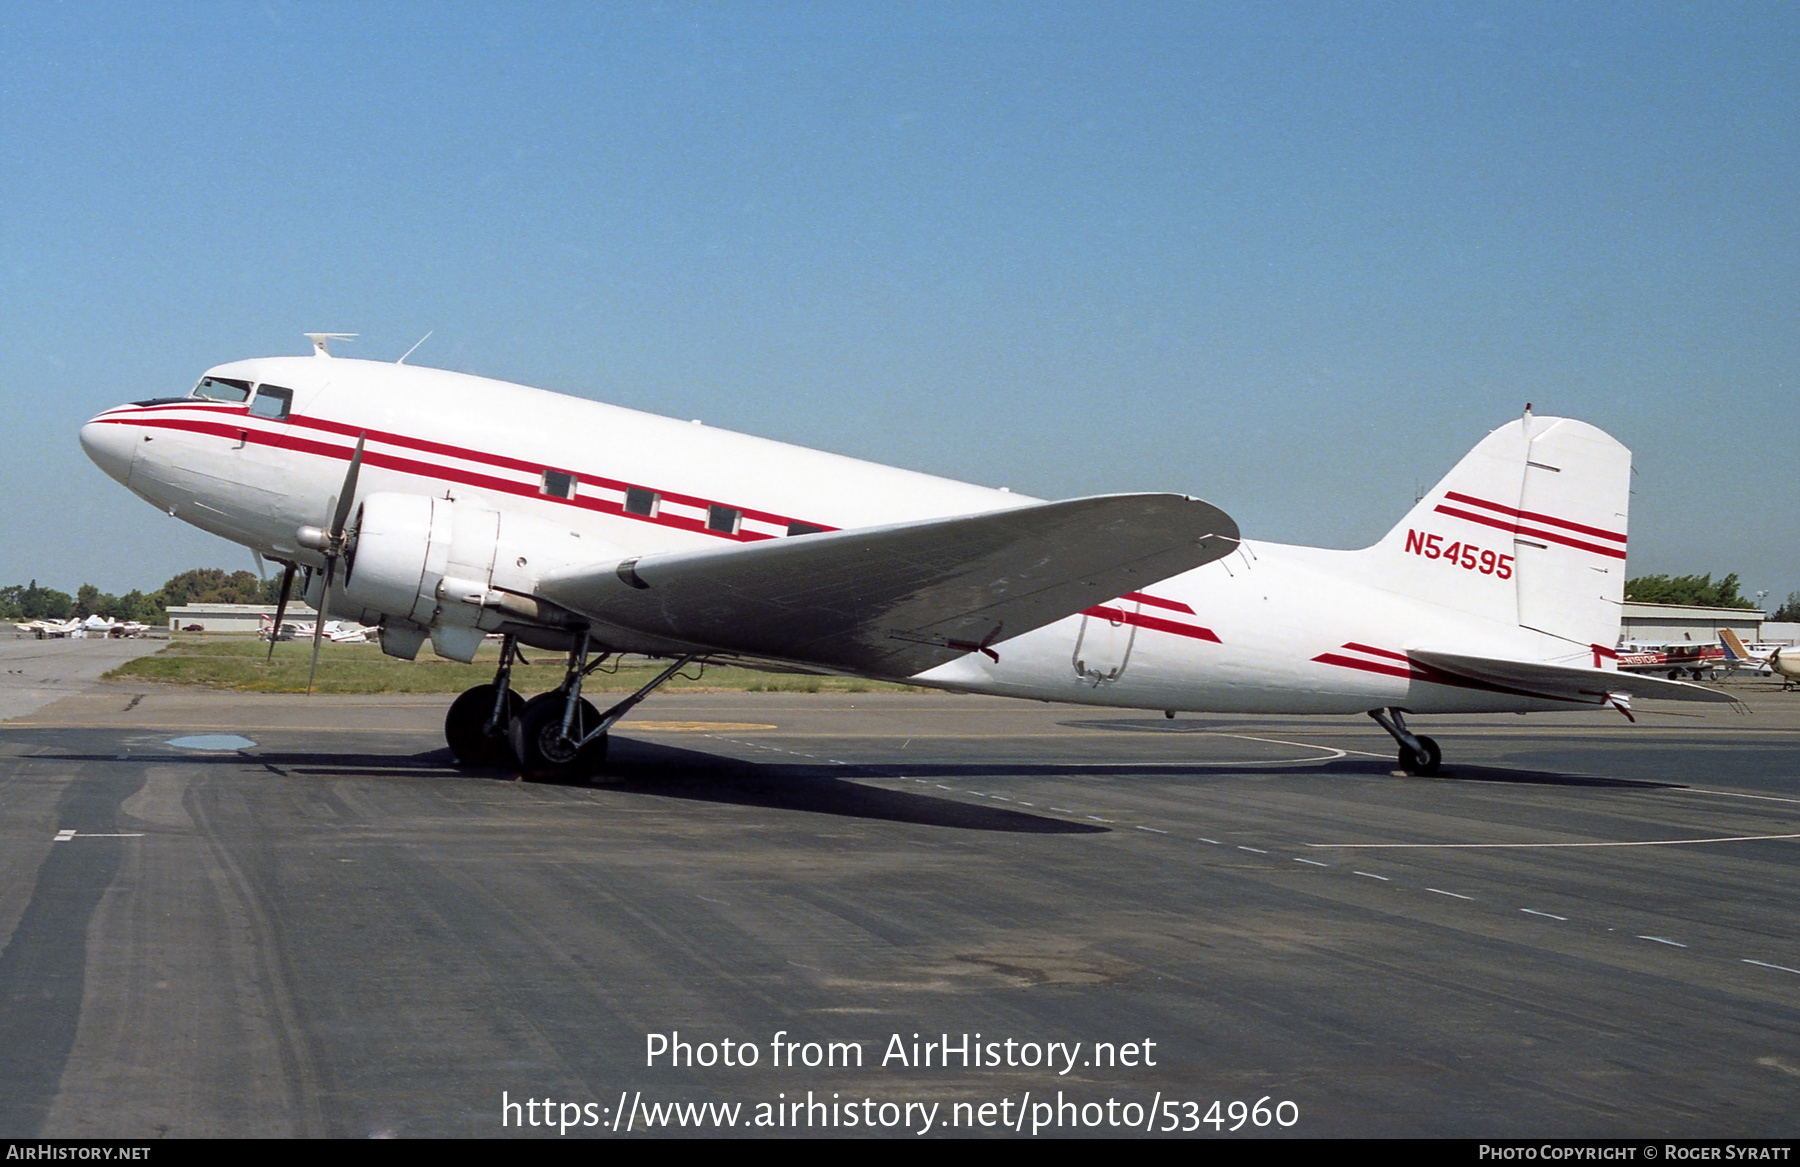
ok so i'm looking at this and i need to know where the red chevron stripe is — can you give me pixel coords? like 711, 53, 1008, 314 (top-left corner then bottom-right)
1442, 491, 1625, 542
1433, 505, 1628, 559
1084, 605, 1221, 644
1312, 647, 1587, 705
1122, 591, 1195, 614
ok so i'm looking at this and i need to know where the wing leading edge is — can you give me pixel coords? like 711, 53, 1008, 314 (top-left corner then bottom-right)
537, 493, 1239, 677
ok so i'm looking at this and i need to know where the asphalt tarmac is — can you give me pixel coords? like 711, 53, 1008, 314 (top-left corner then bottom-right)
2, 644, 1797, 1138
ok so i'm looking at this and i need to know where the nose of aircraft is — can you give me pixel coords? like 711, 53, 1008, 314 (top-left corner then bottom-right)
80, 414, 138, 487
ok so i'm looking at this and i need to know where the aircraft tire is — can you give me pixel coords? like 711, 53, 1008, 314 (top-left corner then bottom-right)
509, 691, 608, 781
1401, 735, 1442, 777
445, 684, 525, 768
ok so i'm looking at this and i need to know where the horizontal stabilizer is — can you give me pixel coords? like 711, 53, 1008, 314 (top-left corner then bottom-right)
538, 493, 1239, 677
1409, 649, 1738, 705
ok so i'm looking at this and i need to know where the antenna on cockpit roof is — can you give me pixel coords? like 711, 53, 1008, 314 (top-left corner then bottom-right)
396, 331, 433, 365
304, 332, 357, 358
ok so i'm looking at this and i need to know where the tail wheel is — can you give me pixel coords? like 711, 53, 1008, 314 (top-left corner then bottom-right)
509, 691, 608, 781
445, 684, 525, 768
1400, 735, 1442, 777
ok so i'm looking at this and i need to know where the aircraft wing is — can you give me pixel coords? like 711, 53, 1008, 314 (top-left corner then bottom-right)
537, 493, 1239, 677
1408, 649, 1739, 704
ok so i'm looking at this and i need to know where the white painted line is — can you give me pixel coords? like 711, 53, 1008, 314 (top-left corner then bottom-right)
1197, 837, 1221, 845
1681, 787, 1800, 808
1238, 845, 1268, 854
1206, 732, 1361, 762
73, 833, 144, 838
935, 785, 953, 790
1743, 959, 1800, 975
1520, 909, 1567, 921
1087, 816, 1115, 823
967, 791, 986, 797
1308, 832, 1800, 850
52, 829, 76, 842
1353, 871, 1389, 881
1016, 801, 1035, 807
1427, 888, 1474, 900
1051, 807, 1074, 813
1135, 826, 1167, 834
1638, 935, 1688, 948
1294, 858, 1329, 867
990, 796, 1011, 802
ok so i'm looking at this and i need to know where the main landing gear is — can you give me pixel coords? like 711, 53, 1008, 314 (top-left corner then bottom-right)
1369, 707, 1442, 777
443, 631, 696, 783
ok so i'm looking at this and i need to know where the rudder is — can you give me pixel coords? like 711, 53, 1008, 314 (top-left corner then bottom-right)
1366, 414, 1630, 651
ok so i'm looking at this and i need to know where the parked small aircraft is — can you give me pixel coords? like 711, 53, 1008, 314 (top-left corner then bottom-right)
14, 618, 82, 639
11, 615, 147, 639
1720, 628, 1800, 688
258, 613, 369, 645
80, 338, 1732, 779
1615, 642, 1726, 681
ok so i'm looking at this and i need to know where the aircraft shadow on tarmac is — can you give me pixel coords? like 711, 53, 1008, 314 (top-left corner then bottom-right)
21, 738, 1107, 835
21, 731, 1676, 831
1061, 719, 1680, 790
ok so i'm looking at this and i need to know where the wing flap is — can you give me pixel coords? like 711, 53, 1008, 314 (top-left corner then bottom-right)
538, 493, 1238, 676
1410, 649, 1738, 705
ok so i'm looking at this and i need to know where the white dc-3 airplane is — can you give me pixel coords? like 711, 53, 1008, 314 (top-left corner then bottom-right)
81, 334, 1731, 779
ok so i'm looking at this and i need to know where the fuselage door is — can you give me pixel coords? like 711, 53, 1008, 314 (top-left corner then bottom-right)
1072, 597, 1138, 685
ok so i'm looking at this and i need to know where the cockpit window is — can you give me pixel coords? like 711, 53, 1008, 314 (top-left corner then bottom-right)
193, 376, 251, 403
248, 384, 293, 420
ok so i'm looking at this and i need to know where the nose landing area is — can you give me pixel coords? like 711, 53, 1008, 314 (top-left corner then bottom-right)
80, 414, 139, 487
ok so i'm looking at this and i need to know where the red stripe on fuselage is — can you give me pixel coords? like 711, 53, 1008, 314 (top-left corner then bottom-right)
1313, 645, 1587, 705
1342, 641, 1409, 662
1083, 605, 1220, 644
279, 410, 807, 527
94, 414, 802, 543
1121, 591, 1195, 614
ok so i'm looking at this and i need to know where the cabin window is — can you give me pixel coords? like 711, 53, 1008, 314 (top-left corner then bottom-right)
624, 487, 659, 517
541, 469, 578, 500
787, 521, 826, 537
707, 505, 741, 535
248, 385, 293, 420
193, 376, 251, 403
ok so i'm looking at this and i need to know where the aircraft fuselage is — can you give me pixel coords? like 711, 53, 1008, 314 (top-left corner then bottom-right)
82, 354, 1624, 719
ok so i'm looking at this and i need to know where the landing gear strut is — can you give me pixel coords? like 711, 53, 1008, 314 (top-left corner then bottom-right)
445, 635, 525, 767
1370, 707, 1442, 776
507, 629, 698, 782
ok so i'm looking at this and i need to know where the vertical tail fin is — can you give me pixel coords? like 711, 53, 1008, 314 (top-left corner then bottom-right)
1365, 415, 1631, 649
1720, 628, 1760, 663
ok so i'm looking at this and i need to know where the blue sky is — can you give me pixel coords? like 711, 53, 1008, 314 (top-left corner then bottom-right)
3, 3, 1795, 602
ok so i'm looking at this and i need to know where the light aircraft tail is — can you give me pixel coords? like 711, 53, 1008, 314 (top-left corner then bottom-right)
1719, 628, 1764, 666
1366, 412, 1631, 651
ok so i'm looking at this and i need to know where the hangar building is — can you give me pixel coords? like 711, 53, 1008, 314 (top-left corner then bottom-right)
1618, 601, 1764, 646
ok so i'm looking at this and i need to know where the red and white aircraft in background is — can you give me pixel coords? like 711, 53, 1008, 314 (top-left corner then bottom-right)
80, 336, 1731, 778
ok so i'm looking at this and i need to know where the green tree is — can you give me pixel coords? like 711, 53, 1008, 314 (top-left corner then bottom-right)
0, 580, 75, 620
1772, 592, 1800, 622
1624, 573, 1758, 609
114, 590, 164, 624
75, 584, 118, 618
158, 568, 269, 607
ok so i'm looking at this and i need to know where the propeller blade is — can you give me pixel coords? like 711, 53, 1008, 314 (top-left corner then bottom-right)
267, 561, 296, 663
306, 559, 334, 696
330, 434, 367, 539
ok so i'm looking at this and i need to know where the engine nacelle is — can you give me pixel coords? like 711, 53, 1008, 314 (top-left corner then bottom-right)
330, 492, 606, 662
